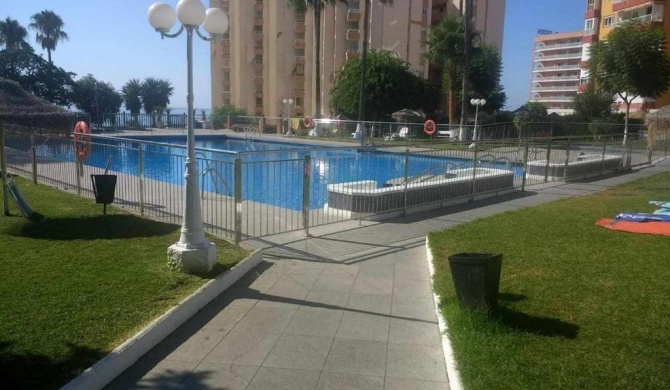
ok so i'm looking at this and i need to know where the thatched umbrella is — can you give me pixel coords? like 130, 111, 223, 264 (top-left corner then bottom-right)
0, 78, 76, 131
644, 105, 670, 148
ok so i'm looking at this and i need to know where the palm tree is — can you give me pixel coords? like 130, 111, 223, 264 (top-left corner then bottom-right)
140, 77, 174, 126
29, 10, 69, 63
426, 15, 465, 125
0, 17, 32, 52
121, 79, 143, 121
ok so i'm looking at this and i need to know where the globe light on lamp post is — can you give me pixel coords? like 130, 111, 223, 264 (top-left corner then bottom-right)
282, 98, 294, 117
148, 0, 228, 274
469, 98, 486, 148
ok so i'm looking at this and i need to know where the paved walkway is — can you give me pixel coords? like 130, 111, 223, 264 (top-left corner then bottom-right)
106, 160, 669, 390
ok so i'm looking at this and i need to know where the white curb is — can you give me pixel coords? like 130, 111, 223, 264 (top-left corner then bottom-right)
60, 249, 264, 390
425, 238, 464, 390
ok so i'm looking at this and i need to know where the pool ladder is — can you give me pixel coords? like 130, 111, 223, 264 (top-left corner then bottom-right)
195, 152, 233, 198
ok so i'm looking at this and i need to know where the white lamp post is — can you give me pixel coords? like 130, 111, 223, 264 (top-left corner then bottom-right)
469, 98, 486, 148
148, 0, 228, 273
282, 98, 294, 117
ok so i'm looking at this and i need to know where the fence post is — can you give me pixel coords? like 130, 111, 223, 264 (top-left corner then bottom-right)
302, 154, 311, 235
600, 137, 607, 176
138, 144, 145, 216
543, 139, 552, 183
234, 157, 242, 244
227, 115, 232, 131
0, 123, 9, 215
470, 142, 479, 201
521, 139, 530, 191
30, 132, 37, 184
402, 148, 410, 216
563, 137, 571, 182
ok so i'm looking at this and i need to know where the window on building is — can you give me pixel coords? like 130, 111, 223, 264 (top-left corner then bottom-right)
348, 41, 359, 52
587, 0, 595, 11
254, 55, 263, 63
256, 97, 263, 105
422, 7, 428, 16
223, 99, 230, 105
584, 18, 594, 32
294, 64, 304, 75
603, 16, 613, 26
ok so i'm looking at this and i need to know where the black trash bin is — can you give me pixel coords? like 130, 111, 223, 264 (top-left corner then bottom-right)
91, 174, 117, 214
448, 252, 502, 312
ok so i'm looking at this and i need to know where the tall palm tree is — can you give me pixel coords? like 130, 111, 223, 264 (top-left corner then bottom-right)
28, 10, 69, 63
426, 15, 465, 125
0, 17, 32, 52
140, 77, 174, 126
121, 79, 143, 119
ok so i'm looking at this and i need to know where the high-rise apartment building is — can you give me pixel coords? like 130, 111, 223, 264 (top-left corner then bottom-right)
210, 0, 506, 118
581, 0, 670, 111
529, 31, 583, 115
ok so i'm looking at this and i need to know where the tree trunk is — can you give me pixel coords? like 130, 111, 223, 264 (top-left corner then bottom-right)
358, 0, 372, 145
314, 0, 322, 119
458, 0, 472, 141
448, 82, 456, 125
624, 100, 630, 146
47, 49, 52, 63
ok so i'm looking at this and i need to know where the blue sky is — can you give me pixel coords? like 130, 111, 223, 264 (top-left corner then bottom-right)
4, 0, 586, 111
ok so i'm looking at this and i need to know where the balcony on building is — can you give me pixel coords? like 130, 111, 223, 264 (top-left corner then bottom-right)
254, 61, 263, 71
254, 77, 263, 85
255, 90, 264, 98
615, 2, 665, 25
221, 60, 230, 69
346, 29, 361, 41
613, 0, 665, 12
346, 51, 361, 61
253, 0, 263, 12
254, 17, 263, 26
531, 84, 579, 92
294, 39, 306, 50
293, 88, 305, 97
254, 47, 263, 55
221, 91, 231, 97
533, 74, 581, 82
532, 62, 581, 72
254, 32, 264, 41
292, 74, 304, 83
347, 8, 361, 22
531, 94, 576, 103
294, 22, 306, 33
536, 40, 583, 51
294, 56, 306, 65
533, 51, 583, 62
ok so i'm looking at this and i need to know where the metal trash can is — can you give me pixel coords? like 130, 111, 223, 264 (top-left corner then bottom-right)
448, 252, 502, 312
91, 174, 117, 214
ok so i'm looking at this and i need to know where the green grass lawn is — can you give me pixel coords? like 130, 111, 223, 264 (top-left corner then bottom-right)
0, 177, 249, 390
429, 172, 670, 390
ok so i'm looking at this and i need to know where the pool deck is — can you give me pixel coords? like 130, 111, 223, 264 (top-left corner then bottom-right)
104, 154, 670, 389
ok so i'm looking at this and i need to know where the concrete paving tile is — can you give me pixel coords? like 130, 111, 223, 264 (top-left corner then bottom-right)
262, 259, 297, 274
352, 275, 394, 295
394, 255, 429, 269
304, 290, 351, 308
323, 339, 388, 377
356, 255, 397, 267
241, 271, 283, 293
391, 296, 437, 321
202, 300, 257, 331
202, 330, 280, 366
129, 359, 198, 390
392, 279, 434, 299
246, 367, 321, 390
320, 263, 360, 277
347, 293, 392, 315
286, 261, 327, 275
384, 378, 450, 390
262, 334, 334, 370
317, 372, 384, 390
335, 312, 390, 342
386, 344, 448, 382
388, 319, 441, 346
177, 363, 258, 390
312, 274, 357, 293
270, 273, 319, 291
231, 306, 296, 334
358, 264, 396, 278
145, 328, 228, 363
394, 265, 431, 282
255, 286, 309, 309
284, 307, 344, 337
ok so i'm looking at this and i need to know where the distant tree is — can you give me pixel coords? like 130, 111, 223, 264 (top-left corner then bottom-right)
121, 79, 143, 117
330, 50, 436, 120
588, 22, 670, 143
572, 88, 613, 122
140, 77, 174, 115
29, 10, 68, 63
72, 74, 122, 124
451, 43, 507, 116
0, 17, 32, 52
212, 104, 247, 128
0, 50, 74, 106
514, 102, 548, 137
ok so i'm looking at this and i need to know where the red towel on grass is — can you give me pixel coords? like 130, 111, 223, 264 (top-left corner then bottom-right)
595, 219, 670, 236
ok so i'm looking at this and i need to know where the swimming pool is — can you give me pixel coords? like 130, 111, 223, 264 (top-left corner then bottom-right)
35, 135, 522, 210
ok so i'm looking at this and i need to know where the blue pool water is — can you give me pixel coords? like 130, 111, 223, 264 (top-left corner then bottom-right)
35, 136, 522, 210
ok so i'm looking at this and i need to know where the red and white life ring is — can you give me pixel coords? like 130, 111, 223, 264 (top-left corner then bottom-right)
303, 115, 312, 128
423, 119, 436, 136
73, 121, 91, 161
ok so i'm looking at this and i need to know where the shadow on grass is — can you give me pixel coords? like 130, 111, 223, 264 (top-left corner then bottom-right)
493, 293, 580, 339
0, 340, 105, 389
12, 214, 179, 240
